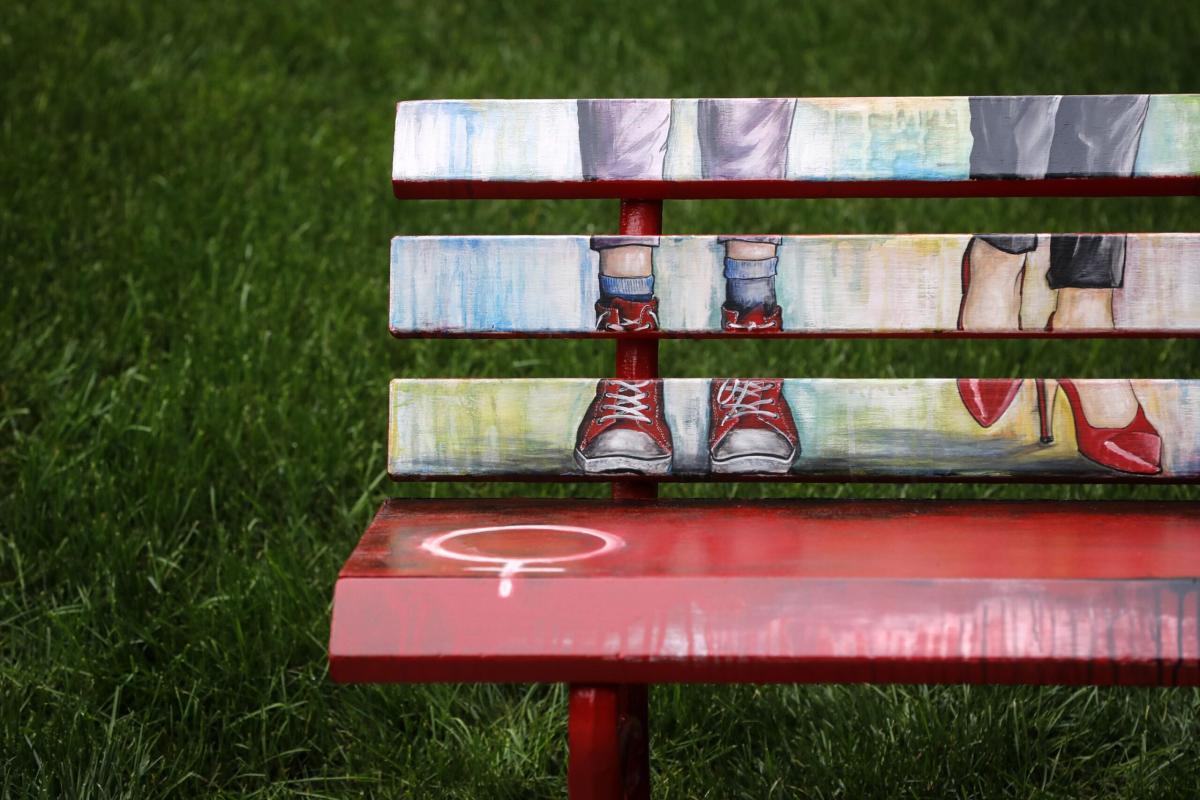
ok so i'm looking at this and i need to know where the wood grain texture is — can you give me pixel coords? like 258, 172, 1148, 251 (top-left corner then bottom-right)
392, 96, 1200, 198
389, 234, 1200, 336
329, 499, 1200, 685
388, 379, 1200, 481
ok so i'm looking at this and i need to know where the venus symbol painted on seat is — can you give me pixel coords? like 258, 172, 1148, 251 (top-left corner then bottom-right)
420, 524, 624, 597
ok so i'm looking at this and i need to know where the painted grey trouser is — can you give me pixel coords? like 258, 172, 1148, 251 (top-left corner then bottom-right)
582, 99, 795, 252
970, 95, 1150, 289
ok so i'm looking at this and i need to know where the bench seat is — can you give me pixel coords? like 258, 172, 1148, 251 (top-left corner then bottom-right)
330, 499, 1200, 686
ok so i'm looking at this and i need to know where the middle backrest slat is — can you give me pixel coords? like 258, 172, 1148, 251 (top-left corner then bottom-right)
390, 234, 1200, 337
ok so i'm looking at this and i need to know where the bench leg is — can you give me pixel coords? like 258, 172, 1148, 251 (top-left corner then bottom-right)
568, 684, 650, 799
568, 198, 658, 799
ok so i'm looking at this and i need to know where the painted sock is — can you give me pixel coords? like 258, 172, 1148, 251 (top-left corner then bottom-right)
723, 256, 778, 312
599, 274, 654, 302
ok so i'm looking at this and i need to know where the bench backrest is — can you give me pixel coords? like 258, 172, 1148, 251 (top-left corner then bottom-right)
386, 96, 1200, 486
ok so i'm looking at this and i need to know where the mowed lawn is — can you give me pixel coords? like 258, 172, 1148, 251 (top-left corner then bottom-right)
3, 0, 1200, 796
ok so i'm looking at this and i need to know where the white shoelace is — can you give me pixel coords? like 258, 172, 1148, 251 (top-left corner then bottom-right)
715, 379, 779, 420
725, 314, 777, 331
598, 380, 653, 423
600, 307, 659, 332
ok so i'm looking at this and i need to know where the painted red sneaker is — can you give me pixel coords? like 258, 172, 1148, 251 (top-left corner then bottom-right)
1056, 379, 1162, 475
721, 303, 782, 333
596, 297, 659, 332
709, 379, 799, 474
574, 379, 673, 475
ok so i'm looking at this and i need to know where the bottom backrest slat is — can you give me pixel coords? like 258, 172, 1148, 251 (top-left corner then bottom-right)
388, 378, 1197, 481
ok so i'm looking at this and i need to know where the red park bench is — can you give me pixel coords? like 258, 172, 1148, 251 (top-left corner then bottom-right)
329, 96, 1200, 798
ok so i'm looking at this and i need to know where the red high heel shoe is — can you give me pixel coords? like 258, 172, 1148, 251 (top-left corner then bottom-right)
1041, 314, 1162, 474
957, 238, 1024, 427
958, 378, 1025, 428
1042, 379, 1163, 475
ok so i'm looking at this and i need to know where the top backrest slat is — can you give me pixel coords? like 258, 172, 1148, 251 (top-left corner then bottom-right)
392, 96, 1200, 199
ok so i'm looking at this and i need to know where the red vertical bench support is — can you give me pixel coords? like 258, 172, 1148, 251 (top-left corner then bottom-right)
568, 686, 620, 797
567, 199, 661, 799
567, 684, 650, 799
614, 683, 650, 798
612, 199, 662, 501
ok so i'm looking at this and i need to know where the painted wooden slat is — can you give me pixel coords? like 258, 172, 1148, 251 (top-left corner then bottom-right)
329, 499, 1200, 685
390, 233, 1200, 336
392, 96, 1200, 198
388, 378, 1200, 481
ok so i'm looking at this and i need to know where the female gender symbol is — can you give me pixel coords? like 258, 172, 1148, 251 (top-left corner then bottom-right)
420, 524, 624, 598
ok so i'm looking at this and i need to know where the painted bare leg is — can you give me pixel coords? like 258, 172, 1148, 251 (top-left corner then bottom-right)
1048, 288, 1162, 474
595, 243, 658, 332
956, 237, 1028, 428
959, 237, 1025, 330
575, 239, 671, 475
599, 245, 654, 280
725, 240, 776, 261
1052, 289, 1137, 426
698, 98, 792, 332
578, 99, 669, 333
721, 239, 782, 332
710, 238, 798, 473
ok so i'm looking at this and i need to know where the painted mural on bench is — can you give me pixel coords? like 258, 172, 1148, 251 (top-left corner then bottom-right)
389, 379, 1200, 480
393, 96, 1200, 185
391, 234, 1200, 335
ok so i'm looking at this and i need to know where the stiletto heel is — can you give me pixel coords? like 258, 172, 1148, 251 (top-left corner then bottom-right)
1035, 378, 1053, 443
956, 238, 1024, 428
1045, 300, 1161, 473
1056, 379, 1163, 475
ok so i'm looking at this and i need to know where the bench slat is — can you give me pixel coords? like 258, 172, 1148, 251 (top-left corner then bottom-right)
393, 96, 1200, 199
330, 499, 1200, 685
388, 378, 1200, 481
390, 234, 1200, 336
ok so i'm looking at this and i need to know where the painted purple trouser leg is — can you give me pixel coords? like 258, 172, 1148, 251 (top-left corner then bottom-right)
595, 234, 783, 250
580, 98, 797, 182
716, 235, 784, 245
697, 98, 796, 179
696, 97, 794, 318
591, 235, 661, 251
580, 100, 669, 249
578, 100, 672, 181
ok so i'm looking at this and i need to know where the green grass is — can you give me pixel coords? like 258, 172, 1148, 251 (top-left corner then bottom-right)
2, 0, 1199, 796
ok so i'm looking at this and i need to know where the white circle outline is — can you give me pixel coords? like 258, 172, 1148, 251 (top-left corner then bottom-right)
420, 524, 624, 597
422, 524, 623, 567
